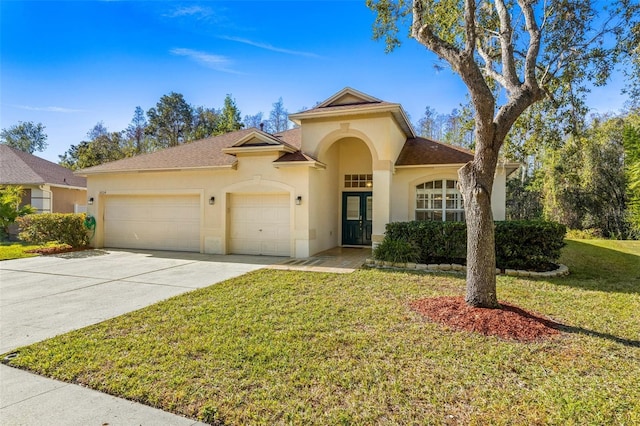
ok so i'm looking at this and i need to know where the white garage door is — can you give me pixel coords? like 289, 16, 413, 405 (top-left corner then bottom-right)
104, 195, 200, 252
229, 193, 290, 256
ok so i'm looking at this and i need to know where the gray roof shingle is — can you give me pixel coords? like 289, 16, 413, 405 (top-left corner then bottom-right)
0, 145, 87, 187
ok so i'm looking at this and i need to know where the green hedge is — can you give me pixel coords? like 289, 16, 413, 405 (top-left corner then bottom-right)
17, 213, 90, 247
378, 220, 566, 270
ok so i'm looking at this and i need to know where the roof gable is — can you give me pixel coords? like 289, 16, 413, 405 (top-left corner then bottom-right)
231, 130, 284, 147
0, 145, 86, 188
316, 87, 382, 108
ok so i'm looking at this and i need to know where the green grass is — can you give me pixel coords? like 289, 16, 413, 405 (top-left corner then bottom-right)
0, 241, 74, 260
0, 242, 42, 260
4, 239, 640, 425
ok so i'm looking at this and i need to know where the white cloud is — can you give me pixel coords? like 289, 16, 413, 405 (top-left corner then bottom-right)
170, 48, 243, 74
165, 6, 213, 19
220, 36, 321, 58
13, 105, 83, 113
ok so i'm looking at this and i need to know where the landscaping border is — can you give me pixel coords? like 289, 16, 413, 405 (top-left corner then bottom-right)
365, 258, 569, 278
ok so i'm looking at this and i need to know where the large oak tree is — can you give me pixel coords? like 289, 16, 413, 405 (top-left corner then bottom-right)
367, 0, 639, 307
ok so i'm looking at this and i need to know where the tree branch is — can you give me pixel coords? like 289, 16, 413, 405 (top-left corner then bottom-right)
495, 0, 520, 89
477, 43, 509, 88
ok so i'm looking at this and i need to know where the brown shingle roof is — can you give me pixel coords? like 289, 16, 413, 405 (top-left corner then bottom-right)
78, 129, 257, 174
396, 137, 474, 166
272, 127, 301, 149
78, 127, 306, 175
274, 151, 317, 163
0, 145, 86, 187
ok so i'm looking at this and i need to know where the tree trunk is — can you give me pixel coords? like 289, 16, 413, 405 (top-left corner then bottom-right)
459, 161, 500, 308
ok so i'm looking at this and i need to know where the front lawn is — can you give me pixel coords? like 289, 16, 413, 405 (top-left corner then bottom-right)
4, 239, 640, 425
0, 241, 74, 261
0, 242, 42, 260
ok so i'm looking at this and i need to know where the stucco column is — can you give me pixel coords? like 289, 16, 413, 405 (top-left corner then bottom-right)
372, 161, 393, 247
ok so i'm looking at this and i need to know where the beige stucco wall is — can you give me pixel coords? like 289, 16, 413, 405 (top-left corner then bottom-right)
300, 113, 407, 244
86, 153, 314, 257
86, 107, 511, 258
19, 184, 86, 214
391, 165, 508, 222
51, 186, 87, 213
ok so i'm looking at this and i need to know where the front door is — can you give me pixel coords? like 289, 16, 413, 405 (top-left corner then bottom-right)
342, 192, 372, 245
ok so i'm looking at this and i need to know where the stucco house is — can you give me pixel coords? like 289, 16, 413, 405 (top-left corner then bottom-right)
0, 145, 87, 213
78, 88, 517, 257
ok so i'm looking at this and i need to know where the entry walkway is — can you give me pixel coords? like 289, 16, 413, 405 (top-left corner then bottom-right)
270, 246, 372, 273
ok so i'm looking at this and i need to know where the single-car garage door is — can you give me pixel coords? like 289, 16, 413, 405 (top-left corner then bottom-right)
104, 195, 200, 252
229, 193, 290, 256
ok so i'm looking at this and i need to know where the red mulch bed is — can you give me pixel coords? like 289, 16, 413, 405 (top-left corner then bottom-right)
410, 296, 562, 343
24, 245, 89, 255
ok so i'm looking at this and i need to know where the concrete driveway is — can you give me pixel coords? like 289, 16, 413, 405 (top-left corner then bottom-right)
0, 249, 281, 425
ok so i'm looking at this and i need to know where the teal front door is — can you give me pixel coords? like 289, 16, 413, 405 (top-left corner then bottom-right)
342, 192, 373, 245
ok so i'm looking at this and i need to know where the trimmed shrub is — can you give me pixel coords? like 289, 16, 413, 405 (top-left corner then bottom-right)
373, 238, 420, 264
495, 221, 566, 270
377, 220, 566, 271
17, 213, 90, 247
384, 221, 467, 264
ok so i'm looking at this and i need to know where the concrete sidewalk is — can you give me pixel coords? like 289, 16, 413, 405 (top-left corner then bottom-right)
1, 249, 281, 425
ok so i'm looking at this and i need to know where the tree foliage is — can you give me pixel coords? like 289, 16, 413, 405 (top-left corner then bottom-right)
243, 112, 264, 130
540, 115, 631, 238
147, 92, 194, 148
0, 121, 48, 153
416, 105, 474, 147
368, 0, 639, 307
0, 185, 35, 240
59, 123, 133, 170
623, 113, 640, 237
266, 97, 290, 133
215, 95, 243, 135
192, 106, 219, 140
126, 106, 149, 154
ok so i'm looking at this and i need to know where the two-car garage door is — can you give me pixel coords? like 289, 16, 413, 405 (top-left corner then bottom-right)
104, 195, 200, 252
103, 193, 291, 256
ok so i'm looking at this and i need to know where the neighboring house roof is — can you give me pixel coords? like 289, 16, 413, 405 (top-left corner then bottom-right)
395, 137, 475, 166
0, 144, 86, 188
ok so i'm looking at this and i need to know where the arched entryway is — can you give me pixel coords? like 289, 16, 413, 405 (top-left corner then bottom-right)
320, 137, 374, 246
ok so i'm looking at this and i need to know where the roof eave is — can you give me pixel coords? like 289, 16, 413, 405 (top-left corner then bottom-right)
222, 145, 297, 155
394, 163, 468, 169
273, 160, 327, 170
77, 163, 238, 176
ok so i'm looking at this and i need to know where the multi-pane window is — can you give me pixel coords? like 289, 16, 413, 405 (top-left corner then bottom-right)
416, 179, 465, 222
344, 174, 373, 188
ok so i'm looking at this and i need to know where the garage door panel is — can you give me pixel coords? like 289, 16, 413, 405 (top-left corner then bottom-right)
104, 195, 200, 252
229, 193, 290, 256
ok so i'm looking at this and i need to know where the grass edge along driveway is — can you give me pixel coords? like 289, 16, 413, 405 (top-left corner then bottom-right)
4, 239, 640, 425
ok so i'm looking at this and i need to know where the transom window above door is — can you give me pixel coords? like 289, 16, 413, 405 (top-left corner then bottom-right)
416, 179, 465, 222
344, 174, 373, 188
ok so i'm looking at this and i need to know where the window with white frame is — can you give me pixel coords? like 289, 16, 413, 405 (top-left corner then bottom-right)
415, 179, 465, 222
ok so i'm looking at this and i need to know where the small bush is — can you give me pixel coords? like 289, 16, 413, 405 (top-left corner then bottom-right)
376, 220, 566, 271
373, 238, 420, 264
565, 228, 602, 239
17, 213, 90, 247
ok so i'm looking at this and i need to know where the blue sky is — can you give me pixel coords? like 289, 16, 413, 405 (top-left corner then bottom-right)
1, 1, 630, 163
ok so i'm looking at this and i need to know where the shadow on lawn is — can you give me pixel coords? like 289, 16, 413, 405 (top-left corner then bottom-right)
553, 240, 640, 294
557, 323, 640, 348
